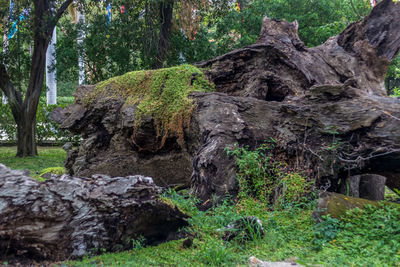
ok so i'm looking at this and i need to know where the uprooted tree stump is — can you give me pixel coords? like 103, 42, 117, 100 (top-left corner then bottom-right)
54, 0, 400, 202
0, 164, 188, 261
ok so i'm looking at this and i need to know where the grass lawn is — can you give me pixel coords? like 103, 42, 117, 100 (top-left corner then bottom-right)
0, 146, 66, 178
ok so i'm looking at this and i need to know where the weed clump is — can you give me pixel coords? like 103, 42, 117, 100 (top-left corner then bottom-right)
225, 140, 315, 207
84, 64, 214, 147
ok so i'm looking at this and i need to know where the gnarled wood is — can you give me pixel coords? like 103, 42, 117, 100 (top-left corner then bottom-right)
0, 164, 188, 261
56, 0, 400, 202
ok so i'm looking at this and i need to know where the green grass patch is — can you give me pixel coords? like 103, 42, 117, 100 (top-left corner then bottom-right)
84, 64, 214, 148
0, 146, 66, 179
66, 191, 400, 267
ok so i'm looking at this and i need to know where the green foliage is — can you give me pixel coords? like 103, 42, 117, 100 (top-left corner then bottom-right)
0, 103, 17, 142
277, 172, 315, 207
87, 64, 213, 146
312, 203, 400, 266
386, 55, 400, 95
0, 98, 79, 144
312, 215, 341, 250
38, 166, 66, 179
332, 204, 400, 265
224, 216, 265, 243
226, 140, 314, 207
225, 140, 281, 202
392, 87, 400, 97
198, 240, 234, 266
0, 146, 66, 180
131, 236, 146, 250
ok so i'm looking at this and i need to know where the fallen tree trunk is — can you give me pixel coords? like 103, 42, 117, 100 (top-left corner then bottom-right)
0, 164, 188, 261
55, 0, 400, 202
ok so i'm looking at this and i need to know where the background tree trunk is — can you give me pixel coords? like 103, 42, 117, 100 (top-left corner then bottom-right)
0, 0, 73, 157
46, 27, 57, 105
16, 115, 37, 157
152, 0, 174, 69
77, 7, 85, 85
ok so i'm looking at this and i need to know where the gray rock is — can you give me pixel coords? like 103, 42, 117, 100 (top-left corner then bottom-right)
339, 174, 386, 201
62, 142, 73, 151
249, 257, 305, 267
359, 174, 386, 201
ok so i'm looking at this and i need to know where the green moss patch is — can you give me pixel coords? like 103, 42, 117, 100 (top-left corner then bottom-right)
85, 64, 214, 147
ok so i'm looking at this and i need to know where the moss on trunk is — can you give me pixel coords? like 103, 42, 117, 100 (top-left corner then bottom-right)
84, 64, 214, 147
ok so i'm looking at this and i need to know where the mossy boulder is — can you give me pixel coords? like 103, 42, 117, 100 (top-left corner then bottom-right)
312, 192, 399, 221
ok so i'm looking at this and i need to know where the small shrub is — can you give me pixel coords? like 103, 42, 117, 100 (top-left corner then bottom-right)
131, 236, 146, 249
226, 140, 315, 207
276, 172, 315, 208
225, 139, 281, 202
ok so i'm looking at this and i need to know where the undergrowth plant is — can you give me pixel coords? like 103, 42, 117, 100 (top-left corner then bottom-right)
225, 139, 281, 202
392, 87, 400, 97
225, 140, 315, 207
312, 215, 340, 250
312, 202, 400, 266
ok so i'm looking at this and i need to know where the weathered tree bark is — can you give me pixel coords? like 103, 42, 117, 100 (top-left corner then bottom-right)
0, 164, 188, 261
55, 0, 400, 202
152, 0, 174, 69
0, 0, 73, 157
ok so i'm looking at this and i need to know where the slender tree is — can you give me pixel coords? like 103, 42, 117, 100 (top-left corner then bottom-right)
77, 5, 85, 85
46, 27, 57, 105
0, 0, 74, 157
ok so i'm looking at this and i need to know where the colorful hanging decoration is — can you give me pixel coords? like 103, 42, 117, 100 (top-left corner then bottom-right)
106, 2, 112, 25
370, 0, 376, 7
9, 0, 15, 20
105, 1, 112, 39
235, 2, 241, 12
120, 5, 125, 14
8, 11, 28, 39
